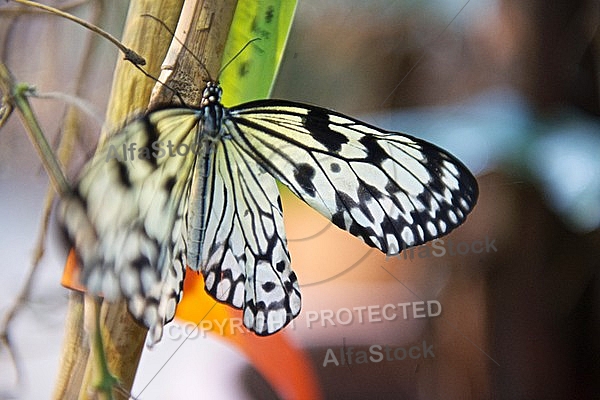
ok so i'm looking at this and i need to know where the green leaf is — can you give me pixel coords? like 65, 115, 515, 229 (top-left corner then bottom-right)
219, 0, 297, 106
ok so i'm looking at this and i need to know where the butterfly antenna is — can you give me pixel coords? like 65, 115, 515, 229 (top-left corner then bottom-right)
216, 38, 262, 80
128, 61, 188, 106
141, 14, 212, 80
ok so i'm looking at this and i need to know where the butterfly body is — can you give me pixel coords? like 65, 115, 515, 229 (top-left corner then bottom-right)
60, 80, 477, 343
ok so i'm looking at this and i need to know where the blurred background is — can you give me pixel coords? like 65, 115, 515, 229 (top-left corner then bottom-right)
1, 0, 599, 399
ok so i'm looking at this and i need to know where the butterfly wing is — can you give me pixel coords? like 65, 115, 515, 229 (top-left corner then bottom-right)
60, 108, 201, 343
186, 131, 301, 335
226, 100, 478, 255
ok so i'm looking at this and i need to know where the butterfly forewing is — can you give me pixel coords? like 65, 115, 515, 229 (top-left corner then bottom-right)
227, 100, 478, 254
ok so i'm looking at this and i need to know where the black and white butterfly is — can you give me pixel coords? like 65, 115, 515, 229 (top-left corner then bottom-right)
59, 81, 478, 344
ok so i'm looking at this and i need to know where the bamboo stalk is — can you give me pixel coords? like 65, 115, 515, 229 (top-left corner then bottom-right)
53, 0, 237, 398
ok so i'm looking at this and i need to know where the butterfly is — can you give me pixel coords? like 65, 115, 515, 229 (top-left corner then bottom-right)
59, 80, 478, 344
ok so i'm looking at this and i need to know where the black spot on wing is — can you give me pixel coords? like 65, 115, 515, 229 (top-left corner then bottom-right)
276, 260, 286, 273
164, 176, 176, 192
294, 163, 316, 197
116, 161, 132, 187
290, 272, 298, 283
139, 116, 160, 147
285, 273, 299, 296
131, 254, 151, 271
267, 299, 285, 311
138, 117, 161, 167
145, 296, 159, 306
262, 281, 276, 292
304, 108, 348, 153
360, 135, 386, 164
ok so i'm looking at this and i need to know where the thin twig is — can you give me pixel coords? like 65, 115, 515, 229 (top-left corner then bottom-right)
0, 63, 70, 195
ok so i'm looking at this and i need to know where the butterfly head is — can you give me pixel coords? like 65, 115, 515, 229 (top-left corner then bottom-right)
201, 81, 223, 107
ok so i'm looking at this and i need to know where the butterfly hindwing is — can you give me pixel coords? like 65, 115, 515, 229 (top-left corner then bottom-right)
193, 134, 301, 334
227, 100, 478, 255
